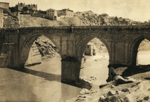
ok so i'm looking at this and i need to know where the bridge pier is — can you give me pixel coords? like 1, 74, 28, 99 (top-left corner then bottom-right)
61, 57, 80, 83
7, 43, 22, 68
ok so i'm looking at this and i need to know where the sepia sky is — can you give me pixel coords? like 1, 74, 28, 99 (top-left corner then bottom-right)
1, 0, 150, 21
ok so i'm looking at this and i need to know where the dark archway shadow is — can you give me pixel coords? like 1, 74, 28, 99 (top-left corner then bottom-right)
9, 67, 92, 89
121, 65, 150, 77
9, 67, 61, 82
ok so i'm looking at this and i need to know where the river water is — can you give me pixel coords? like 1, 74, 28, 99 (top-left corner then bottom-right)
25, 53, 109, 102
0, 51, 149, 102
0, 58, 81, 102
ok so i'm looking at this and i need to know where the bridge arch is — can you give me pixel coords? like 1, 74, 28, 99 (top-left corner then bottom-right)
76, 34, 111, 84
76, 35, 110, 62
19, 34, 60, 67
130, 35, 150, 66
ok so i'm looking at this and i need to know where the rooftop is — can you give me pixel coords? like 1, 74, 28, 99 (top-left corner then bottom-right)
0, 2, 9, 4
47, 8, 56, 11
61, 8, 73, 12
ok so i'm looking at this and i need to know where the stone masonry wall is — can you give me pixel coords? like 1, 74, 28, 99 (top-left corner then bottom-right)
0, 2, 9, 9
0, 9, 3, 28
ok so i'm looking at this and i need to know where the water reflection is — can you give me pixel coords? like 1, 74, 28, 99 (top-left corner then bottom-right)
61, 83, 81, 102
0, 58, 82, 102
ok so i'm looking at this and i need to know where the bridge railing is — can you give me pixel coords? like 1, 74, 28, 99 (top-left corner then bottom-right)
1, 24, 150, 30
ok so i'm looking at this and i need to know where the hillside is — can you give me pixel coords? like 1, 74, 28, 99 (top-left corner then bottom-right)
19, 14, 60, 27
3, 10, 137, 28
75, 11, 134, 26
17, 14, 85, 27
3, 10, 142, 28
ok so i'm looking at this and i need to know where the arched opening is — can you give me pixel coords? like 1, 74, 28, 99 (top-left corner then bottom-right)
136, 39, 150, 65
19, 35, 82, 101
79, 37, 109, 86
24, 35, 61, 74
20, 35, 64, 101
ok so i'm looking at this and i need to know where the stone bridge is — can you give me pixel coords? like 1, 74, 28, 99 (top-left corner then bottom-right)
0, 25, 150, 82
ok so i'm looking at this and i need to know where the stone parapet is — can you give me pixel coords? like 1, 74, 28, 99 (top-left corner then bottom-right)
0, 2, 9, 9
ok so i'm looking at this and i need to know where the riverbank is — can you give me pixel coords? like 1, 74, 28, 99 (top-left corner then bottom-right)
67, 66, 150, 102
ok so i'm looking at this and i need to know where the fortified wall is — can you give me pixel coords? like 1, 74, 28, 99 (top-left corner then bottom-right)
0, 2, 9, 28
0, 8, 3, 28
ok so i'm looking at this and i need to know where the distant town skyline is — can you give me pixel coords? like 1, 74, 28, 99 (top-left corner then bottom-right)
1, 0, 150, 22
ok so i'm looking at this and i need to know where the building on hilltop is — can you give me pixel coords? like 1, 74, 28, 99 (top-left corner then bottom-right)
46, 8, 57, 20
15, 2, 37, 14
46, 8, 74, 20
0, 2, 9, 9
74, 11, 82, 16
84, 43, 96, 56
57, 8, 74, 17
46, 8, 57, 16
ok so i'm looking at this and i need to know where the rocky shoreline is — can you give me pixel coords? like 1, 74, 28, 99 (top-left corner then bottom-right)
65, 66, 150, 102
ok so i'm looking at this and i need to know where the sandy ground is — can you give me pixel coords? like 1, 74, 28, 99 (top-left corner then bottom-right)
80, 52, 109, 86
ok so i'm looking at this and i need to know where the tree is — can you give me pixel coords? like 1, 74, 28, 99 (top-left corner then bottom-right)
9, 7, 18, 12
114, 17, 118, 22
22, 7, 29, 12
